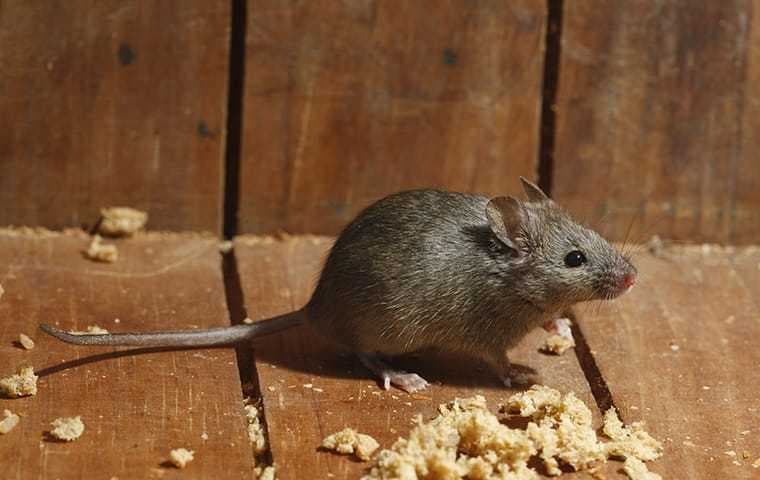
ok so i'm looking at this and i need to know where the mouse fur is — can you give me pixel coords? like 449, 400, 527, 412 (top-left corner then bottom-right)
41, 178, 636, 391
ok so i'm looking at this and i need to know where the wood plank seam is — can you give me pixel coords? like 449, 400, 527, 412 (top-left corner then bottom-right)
538, 0, 565, 195
568, 310, 619, 417
222, 0, 249, 239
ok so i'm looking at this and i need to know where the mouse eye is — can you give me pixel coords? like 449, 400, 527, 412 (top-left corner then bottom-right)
564, 250, 587, 268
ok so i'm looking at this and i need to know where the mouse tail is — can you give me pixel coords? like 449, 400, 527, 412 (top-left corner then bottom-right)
39, 310, 304, 347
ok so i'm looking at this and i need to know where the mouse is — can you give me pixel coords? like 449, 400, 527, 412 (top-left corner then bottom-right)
40, 177, 637, 392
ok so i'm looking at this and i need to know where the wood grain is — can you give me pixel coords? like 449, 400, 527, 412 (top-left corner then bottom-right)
0, 1, 229, 232
239, 0, 546, 234
572, 246, 760, 479
553, 0, 760, 244
235, 236, 626, 479
0, 231, 254, 479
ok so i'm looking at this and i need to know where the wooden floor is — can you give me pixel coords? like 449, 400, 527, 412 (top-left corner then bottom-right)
0, 230, 757, 479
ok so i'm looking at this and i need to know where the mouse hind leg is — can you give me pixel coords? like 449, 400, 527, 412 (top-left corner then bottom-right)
358, 353, 429, 393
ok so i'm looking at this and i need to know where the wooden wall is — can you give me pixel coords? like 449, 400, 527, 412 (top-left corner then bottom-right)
238, 0, 546, 234
0, 1, 230, 232
1, 0, 759, 243
553, 0, 760, 244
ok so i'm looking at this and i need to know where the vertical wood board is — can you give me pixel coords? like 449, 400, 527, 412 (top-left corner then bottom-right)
0, 1, 230, 232
239, 0, 546, 234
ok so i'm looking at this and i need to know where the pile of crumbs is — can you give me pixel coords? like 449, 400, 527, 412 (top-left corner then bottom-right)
244, 398, 268, 455
50, 416, 85, 441
169, 448, 194, 468
69, 325, 110, 335
540, 318, 575, 355
244, 397, 277, 479
84, 235, 118, 263
0, 410, 20, 434
361, 386, 662, 480
322, 428, 380, 461
99, 207, 148, 236
0, 366, 38, 397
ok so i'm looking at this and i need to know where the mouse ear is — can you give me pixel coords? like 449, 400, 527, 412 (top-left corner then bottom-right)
486, 196, 525, 250
519, 176, 549, 202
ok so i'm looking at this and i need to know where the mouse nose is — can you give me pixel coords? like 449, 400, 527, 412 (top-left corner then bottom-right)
619, 272, 636, 290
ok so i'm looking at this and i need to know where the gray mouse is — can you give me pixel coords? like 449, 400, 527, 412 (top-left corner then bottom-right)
41, 178, 636, 392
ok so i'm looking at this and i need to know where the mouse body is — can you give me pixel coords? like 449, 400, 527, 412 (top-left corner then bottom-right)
41, 178, 637, 392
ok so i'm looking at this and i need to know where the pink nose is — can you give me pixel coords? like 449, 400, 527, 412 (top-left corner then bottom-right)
620, 273, 636, 289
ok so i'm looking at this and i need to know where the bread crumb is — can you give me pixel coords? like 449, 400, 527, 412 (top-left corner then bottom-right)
244, 399, 268, 455
363, 395, 536, 480
363, 388, 664, 480
84, 235, 118, 263
255, 465, 276, 480
169, 448, 194, 468
218, 241, 233, 253
752, 457, 760, 468
243, 317, 254, 325
69, 325, 109, 335
18, 333, 35, 350
541, 334, 576, 355
0, 409, 20, 434
0, 366, 38, 397
322, 428, 379, 461
622, 457, 661, 480
99, 207, 148, 236
50, 416, 85, 441
602, 408, 663, 462
508, 385, 604, 473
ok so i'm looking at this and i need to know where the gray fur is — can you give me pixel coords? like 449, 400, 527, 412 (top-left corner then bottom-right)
40, 179, 636, 384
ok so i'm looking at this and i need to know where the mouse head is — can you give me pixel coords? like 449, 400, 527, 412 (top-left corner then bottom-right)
485, 178, 637, 310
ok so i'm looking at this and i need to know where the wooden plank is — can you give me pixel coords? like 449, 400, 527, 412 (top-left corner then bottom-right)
239, 0, 546, 234
553, 0, 760, 244
235, 236, 627, 479
0, 1, 229, 232
572, 246, 760, 479
0, 231, 254, 479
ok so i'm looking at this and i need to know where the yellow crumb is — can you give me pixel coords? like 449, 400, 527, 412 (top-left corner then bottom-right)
602, 408, 663, 462
622, 457, 661, 480
255, 465, 276, 480
322, 428, 380, 461
169, 448, 194, 468
244, 399, 268, 455
363, 395, 536, 480
50, 416, 85, 441
540, 334, 576, 355
0, 410, 20, 434
218, 241, 234, 253
84, 235, 118, 263
18, 333, 35, 350
99, 207, 148, 236
69, 325, 110, 335
0, 366, 38, 397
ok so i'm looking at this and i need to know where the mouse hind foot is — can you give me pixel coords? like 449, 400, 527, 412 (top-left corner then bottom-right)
358, 353, 429, 393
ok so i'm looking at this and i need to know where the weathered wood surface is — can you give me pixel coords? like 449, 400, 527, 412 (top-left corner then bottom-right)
239, 0, 546, 234
0, 231, 253, 479
573, 245, 760, 479
0, 2, 229, 232
553, 0, 760, 244
235, 236, 627, 479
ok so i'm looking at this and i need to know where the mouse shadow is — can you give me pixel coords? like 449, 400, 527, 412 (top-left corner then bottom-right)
37, 326, 537, 392
249, 325, 538, 390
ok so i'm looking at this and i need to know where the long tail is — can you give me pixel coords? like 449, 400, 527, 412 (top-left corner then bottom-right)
39, 310, 303, 347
